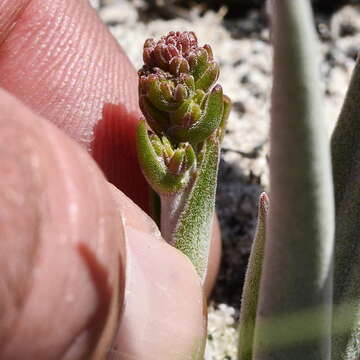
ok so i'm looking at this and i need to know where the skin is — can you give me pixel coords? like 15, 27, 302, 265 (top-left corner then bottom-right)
0, 0, 221, 358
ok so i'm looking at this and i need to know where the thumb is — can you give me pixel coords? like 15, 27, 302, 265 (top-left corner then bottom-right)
109, 188, 207, 360
0, 88, 124, 359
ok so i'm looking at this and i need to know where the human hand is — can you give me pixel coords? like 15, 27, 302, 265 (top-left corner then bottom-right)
0, 0, 220, 358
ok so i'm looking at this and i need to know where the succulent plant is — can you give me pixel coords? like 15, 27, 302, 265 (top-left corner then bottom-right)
137, 30, 230, 280
237, 1, 360, 360
136, 1, 360, 359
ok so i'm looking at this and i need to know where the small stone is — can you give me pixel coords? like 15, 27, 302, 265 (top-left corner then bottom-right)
330, 5, 360, 38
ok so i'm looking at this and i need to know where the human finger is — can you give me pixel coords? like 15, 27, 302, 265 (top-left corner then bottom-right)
0, 88, 124, 359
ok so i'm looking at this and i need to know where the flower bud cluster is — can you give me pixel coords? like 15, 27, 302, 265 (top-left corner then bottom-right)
138, 31, 224, 145
137, 31, 231, 194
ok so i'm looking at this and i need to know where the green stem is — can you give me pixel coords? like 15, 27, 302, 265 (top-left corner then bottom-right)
173, 136, 220, 281
160, 184, 193, 245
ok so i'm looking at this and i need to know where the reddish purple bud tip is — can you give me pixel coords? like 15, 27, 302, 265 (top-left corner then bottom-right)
259, 192, 270, 213
142, 31, 198, 72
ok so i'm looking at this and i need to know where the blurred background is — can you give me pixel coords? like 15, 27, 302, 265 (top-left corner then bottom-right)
92, 1, 360, 358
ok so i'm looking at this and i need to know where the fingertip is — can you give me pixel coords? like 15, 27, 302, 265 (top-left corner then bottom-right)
110, 226, 207, 360
0, 88, 125, 359
0, 0, 32, 45
108, 182, 162, 240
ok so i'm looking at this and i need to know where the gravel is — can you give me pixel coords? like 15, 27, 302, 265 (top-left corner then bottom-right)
92, 1, 360, 358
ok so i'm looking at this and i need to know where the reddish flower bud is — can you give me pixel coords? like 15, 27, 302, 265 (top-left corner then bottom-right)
139, 31, 228, 144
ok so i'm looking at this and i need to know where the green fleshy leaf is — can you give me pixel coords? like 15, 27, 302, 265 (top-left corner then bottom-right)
218, 94, 232, 141
167, 148, 185, 175
160, 81, 175, 102
170, 85, 224, 144
139, 96, 169, 134
136, 120, 193, 194
190, 48, 210, 81
193, 89, 206, 107
171, 99, 193, 125
222, 95, 231, 123
184, 143, 197, 171
149, 133, 164, 156
174, 84, 188, 103
147, 78, 181, 112
181, 74, 196, 94
161, 135, 174, 158
195, 62, 219, 92
238, 192, 269, 360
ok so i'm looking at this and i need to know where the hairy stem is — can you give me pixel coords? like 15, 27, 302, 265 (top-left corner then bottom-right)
173, 137, 220, 281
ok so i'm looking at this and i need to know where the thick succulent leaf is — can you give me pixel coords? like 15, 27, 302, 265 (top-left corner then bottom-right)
173, 84, 188, 103
171, 99, 200, 126
238, 193, 269, 360
170, 85, 224, 144
167, 149, 185, 175
169, 56, 190, 75
195, 62, 219, 92
184, 143, 197, 171
331, 54, 360, 360
219, 94, 232, 141
136, 120, 191, 194
189, 48, 210, 81
193, 89, 206, 106
147, 78, 181, 112
252, 1, 334, 359
181, 73, 196, 93
139, 96, 169, 134
150, 133, 165, 156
